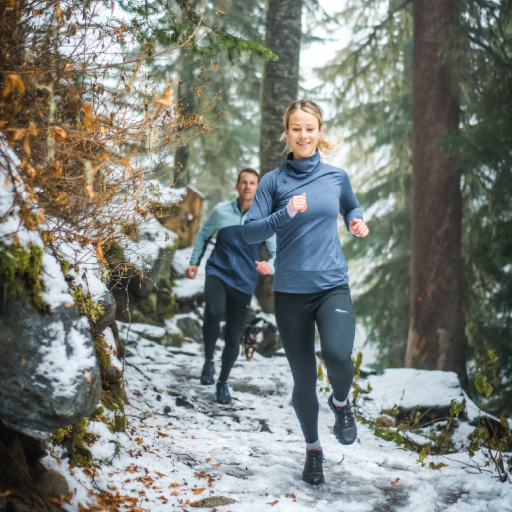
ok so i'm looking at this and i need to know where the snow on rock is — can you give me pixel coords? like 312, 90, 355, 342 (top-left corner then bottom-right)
0, 139, 101, 434
360, 368, 465, 419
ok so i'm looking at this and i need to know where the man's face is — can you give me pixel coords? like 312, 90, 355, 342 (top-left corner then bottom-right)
236, 172, 259, 202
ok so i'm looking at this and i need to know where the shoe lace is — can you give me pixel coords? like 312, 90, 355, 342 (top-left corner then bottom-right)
335, 401, 354, 427
219, 383, 229, 395
305, 451, 323, 472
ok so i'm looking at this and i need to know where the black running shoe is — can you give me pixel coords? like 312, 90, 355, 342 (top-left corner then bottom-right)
216, 382, 232, 405
302, 449, 325, 485
328, 394, 357, 445
200, 361, 215, 385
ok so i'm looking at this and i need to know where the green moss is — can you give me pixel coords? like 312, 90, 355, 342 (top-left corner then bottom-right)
102, 382, 126, 433
50, 425, 72, 445
71, 286, 104, 323
93, 336, 111, 369
90, 404, 105, 418
50, 417, 96, 468
0, 242, 45, 310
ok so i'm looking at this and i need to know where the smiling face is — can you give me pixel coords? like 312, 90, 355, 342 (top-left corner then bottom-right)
285, 109, 323, 160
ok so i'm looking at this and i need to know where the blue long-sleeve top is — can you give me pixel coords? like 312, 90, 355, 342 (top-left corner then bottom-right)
190, 198, 276, 295
242, 150, 363, 293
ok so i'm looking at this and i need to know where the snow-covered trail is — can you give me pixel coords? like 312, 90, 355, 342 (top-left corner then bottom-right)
59, 336, 512, 512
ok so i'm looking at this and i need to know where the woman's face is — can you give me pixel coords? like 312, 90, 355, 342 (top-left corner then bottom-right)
285, 109, 322, 160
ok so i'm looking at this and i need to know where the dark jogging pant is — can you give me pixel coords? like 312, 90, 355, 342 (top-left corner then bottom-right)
274, 284, 355, 444
203, 274, 252, 383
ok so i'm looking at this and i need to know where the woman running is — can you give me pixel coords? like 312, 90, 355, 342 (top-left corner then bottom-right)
242, 100, 369, 485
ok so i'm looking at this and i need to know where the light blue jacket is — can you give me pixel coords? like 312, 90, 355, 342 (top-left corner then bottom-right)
190, 199, 276, 295
242, 151, 363, 294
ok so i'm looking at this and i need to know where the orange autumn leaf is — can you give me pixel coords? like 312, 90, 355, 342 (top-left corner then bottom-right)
37, 209, 45, 223
170, 490, 179, 496
53, 161, 63, 177
268, 500, 278, 506
158, 89, 174, 105
169, 483, 181, 488
211, 463, 221, 467
85, 185, 95, 198
23, 134, 30, 156
82, 103, 96, 131
54, 191, 68, 204
18, 205, 35, 230
12, 233, 20, 245
193, 488, 206, 495
11, 128, 26, 141
52, 126, 67, 141
84, 369, 91, 383
391, 477, 400, 486
118, 157, 133, 172
96, 243, 104, 260
55, 6, 63, 19
205, 458, 211, 462
64, 62, 73, 72
3, 74, 25, 96
65, 303, 72, 307
28, 121, 37, 136
134, 437, 144, 445
285, 494, 296, 498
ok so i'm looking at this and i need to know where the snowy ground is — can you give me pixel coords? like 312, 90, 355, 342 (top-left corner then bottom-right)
41, 249, 511, 511
49, 337, 512, 512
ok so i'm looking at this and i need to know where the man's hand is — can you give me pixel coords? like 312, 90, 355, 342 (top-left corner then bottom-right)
290, 193, 307, 213
255, 261, 271, 275
349, 219, 369, 237
185, 265, 198, 279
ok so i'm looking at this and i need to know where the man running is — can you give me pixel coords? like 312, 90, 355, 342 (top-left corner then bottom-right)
185, 168, 276, 405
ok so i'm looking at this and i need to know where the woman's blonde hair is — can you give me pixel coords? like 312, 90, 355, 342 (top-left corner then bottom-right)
280, 100, 343, 156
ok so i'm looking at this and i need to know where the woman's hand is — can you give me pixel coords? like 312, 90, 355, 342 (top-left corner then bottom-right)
290, 193, 307, 213
185, 265, 198, 279
349, 219, 369, 237
255, 261, 271, 275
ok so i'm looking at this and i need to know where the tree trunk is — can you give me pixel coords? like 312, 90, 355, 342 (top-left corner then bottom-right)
173, 43, 198, 187
257, 0, 303, 313
259, 0, 303, 176
405, 0, 467, 383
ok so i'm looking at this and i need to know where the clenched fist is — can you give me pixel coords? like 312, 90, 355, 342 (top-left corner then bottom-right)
349, 219, 369, 237
255, 261, 271, 275
290, 193, 307, 213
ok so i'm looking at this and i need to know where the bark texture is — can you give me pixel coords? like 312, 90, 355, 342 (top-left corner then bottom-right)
405, 0, 467, 383
257, 0, 303, 312
259, 0, 303, 176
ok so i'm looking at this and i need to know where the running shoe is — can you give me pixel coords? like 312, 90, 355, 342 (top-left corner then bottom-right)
216, 382, 232, 405
328, 394, 357, 445
200, 360, 215, 385
302, 449, 325, 485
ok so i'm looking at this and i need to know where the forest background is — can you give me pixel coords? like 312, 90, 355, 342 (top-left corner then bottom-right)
1, 0, 511, 419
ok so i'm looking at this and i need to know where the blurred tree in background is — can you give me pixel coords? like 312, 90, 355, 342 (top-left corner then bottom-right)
318, 0, 512, 412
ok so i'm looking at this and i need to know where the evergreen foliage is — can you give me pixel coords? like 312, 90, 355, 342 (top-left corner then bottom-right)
318, 1, 413, 369
319, 0, 512, 411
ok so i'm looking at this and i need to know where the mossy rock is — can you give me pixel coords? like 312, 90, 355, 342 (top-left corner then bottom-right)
0, 243, 45, 310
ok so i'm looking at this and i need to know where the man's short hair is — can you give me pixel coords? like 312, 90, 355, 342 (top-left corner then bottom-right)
237, 168, 260, 183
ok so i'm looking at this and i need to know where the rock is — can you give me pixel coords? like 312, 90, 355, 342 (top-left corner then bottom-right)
176, 316, 203, 343
89, 291, 117, 335
190, 496, 237, 508
255, 324, 282, 358
37, 470, 69, 499
0, 296, 101, 433
376, 415, 398, 427
101, 366, 123, 384
155, 186, 204, 249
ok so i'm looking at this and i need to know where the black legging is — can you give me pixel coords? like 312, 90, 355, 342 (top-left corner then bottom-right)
274, 284, 355, 444
203, 274, 252, 382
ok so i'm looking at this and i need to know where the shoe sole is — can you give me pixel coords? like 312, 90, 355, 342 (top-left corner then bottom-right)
328, 399, 357, 445
216, 398, 231, 405
200, 378, 215, 385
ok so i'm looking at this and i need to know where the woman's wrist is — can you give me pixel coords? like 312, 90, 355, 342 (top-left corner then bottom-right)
287, 199, 298, 218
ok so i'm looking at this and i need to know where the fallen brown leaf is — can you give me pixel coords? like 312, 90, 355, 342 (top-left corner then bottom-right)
3, 74, 25, 96
193, 488, 206, 495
